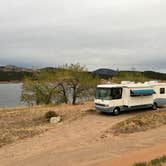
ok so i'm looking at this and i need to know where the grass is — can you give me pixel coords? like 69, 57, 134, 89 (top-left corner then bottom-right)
133, 155, 166, 166
0, 106, 53, 147
0, 102, 93, 147
112, 109, 166, 135
112, 71, 150, 83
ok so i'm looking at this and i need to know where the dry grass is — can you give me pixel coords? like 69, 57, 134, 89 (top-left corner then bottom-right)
0, 102, 93, 147
112, 109, 166, 135
133, 155, 166, 166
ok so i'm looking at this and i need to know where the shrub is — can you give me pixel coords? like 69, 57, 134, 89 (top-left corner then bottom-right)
112, 111, 166, 135
150, 158, 161, 165
159, 155, 166, 163
133, 162, 147, 166
133, 155, 166, 166
85, 109, 96, 113
44, 111, 58, 121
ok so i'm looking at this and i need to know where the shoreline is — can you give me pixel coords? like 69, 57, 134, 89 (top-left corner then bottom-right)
0, 81, 22, 84
0, 104, 26, 110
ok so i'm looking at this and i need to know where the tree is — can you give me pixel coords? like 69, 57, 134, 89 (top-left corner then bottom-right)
21, 72, 66, 105
21, 64, 99, 105
57, 63, 99, 104
21, 79, 57, 105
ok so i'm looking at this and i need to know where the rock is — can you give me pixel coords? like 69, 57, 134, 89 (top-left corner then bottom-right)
50, 116, 61, 124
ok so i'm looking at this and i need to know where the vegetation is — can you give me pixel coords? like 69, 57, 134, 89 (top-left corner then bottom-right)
133, 155, 166, 166
112, 71, 150, 83
21, 64, 99, 105
44, 111, 58, 121
0, 102, 93, 147
144, 71, 166, 80
112, 70, 166, 83
0, 106, 50, 147
112, 110, 166, 135
0, 71, 33, 82
1, 65, 166, 83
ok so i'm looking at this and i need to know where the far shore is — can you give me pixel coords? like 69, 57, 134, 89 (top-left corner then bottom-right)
0, 104, 26, 110
0, 104, 49, 111
0, 81, 22, 84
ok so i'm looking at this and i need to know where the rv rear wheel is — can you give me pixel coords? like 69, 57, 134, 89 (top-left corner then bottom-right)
113, 107, 120, 115
152, 103, 157, 110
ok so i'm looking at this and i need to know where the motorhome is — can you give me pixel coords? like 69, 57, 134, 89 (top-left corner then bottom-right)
95, 81, 166, 115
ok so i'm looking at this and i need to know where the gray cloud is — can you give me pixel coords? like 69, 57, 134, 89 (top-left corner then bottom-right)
0, 0, 166, 71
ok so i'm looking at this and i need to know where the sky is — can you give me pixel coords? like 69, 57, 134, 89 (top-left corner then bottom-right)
0, 0, 166, 72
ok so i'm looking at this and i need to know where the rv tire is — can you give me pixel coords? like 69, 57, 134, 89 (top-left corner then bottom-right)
152, 103, 157, 110
113, 107, 120, 115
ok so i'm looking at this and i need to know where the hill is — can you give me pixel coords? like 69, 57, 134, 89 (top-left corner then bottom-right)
92, 68, 117, 79
0, 65, 166, 82
0, 65, 34, 82
144, 71, 166, 80
113, 70, 166, 83
0, 65, 34, 72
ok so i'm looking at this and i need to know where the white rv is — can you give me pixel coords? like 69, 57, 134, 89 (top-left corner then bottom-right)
95, 81, 166, 115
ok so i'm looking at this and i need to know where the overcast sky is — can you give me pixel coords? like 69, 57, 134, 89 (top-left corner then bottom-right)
0, 0, 166, 71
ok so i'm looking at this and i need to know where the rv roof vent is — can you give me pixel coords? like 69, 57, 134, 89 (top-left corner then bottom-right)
130, 82, 135, 84
121, 81, 132, 85
148, 80, 158, 84
144, 81, 149, 84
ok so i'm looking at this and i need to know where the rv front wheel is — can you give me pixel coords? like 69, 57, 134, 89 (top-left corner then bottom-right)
113, 107, 120, 115
152, 103, 157, 110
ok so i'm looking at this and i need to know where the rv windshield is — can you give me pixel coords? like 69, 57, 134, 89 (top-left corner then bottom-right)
96, 88, 122, 100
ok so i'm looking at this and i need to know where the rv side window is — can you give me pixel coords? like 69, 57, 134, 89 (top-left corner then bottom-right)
160, 88, 165, 94
95, 88, 122, 100
112, 88, 122, 99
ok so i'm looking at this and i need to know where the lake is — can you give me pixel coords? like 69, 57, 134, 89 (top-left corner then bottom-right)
0, 83, 24, 107
0, 83, 93, 108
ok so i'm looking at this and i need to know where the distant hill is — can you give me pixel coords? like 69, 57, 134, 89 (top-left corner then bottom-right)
0, 65, 34, 72
92, 69, 166, 81
0, 65, 35, 82
92, 68, 117, 78
111, 70, 166, 83
144, 71, 166, 80
39, 67, 56, 72
0, 65, 166, 82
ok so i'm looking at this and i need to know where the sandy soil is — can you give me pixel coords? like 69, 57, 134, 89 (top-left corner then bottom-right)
1, 108, 166, 166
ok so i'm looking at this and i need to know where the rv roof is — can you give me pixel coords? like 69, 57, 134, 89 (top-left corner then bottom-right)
97, 83, 152, 88
97, 81, 166, 88
97, 84, 122, 88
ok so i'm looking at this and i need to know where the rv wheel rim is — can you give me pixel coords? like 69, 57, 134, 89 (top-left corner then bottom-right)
114, 109, 119, 115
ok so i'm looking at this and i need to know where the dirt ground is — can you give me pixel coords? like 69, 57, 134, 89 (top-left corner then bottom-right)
1, 107, 166, 166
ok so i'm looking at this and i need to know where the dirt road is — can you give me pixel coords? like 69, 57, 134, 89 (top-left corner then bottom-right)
1, 109, 166, 166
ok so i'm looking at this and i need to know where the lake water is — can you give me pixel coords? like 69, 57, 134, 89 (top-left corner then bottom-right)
0, 83, 24, 107
0, 83, 93, 108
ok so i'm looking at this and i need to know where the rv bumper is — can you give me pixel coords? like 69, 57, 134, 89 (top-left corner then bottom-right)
95, 105, 114, 113
154, 98, 166, 107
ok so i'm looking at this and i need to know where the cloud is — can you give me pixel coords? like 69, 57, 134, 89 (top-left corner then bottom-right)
0, 0, 166, 71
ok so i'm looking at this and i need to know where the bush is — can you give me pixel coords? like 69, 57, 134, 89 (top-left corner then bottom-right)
133, 162, 147, 166
159, 155, 166, 163
133, 155, 166, 166
44, 111, 58, 121
112, 111, 166, 135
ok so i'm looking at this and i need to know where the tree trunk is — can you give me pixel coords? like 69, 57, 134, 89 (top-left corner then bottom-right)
72, 86, 77, 105
46, 85, 59, 104
59, 83, 68, 104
